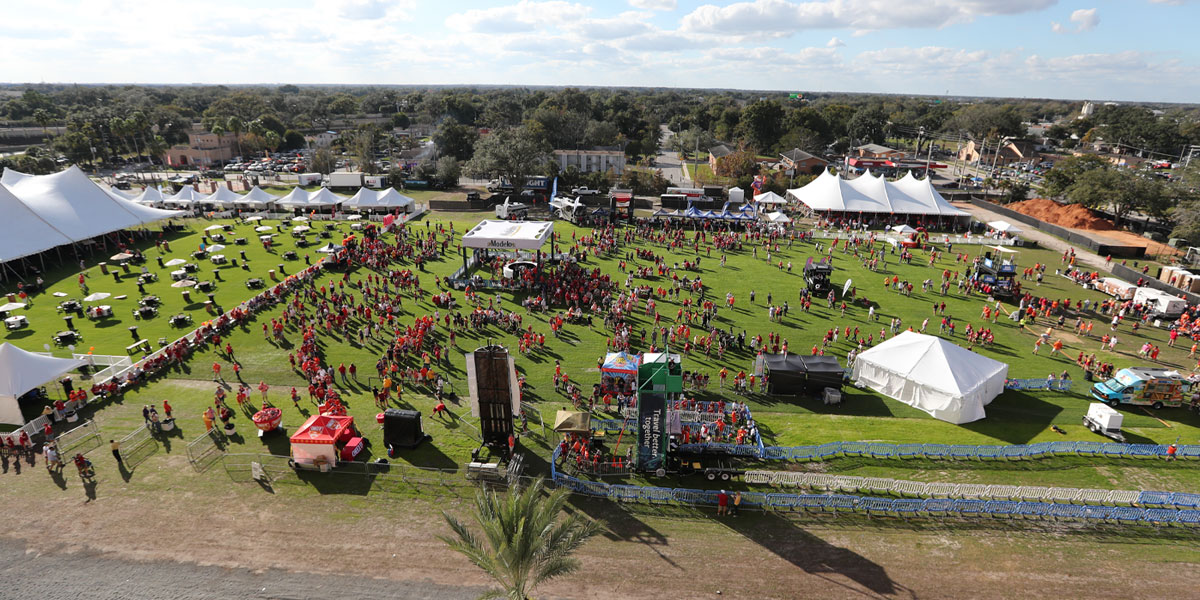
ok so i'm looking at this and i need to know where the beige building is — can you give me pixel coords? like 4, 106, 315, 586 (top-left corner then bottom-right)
553, 146, 625, 175
162, 131, 239, 167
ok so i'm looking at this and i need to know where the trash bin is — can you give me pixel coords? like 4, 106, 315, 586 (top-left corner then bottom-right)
182, 289, 191, 303
99, 262, 108, 274
121, 262, 130, 273
268, 269, 277, 280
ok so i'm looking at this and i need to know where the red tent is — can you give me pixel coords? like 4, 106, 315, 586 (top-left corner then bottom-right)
290, 414, 355, 465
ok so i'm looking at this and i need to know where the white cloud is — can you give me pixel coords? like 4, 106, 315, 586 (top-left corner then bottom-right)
445, 1, 592, 33
1053, 8, 1099, 33
628, 0, 676, 9
827, 36, 845, 47
680, 0, 1057, 36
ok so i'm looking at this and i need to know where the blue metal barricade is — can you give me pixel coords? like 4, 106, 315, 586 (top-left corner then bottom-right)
766, 493, 799, 511
643, 487, 674, 504
840, 441, 868, 457
1079, 505, 1112, 521
1049, 441, 1077, 456
1127, 444, 1163, 458
739, 491, 768, 508
1170, 492, 1200, 509
896, 443, 923, 458
816, 442, 843, 459
1016, 502, 1049, 519
1110, 507, 1144, 522
892, 499, 923, 516
1025, 442, 1054, 458
949, 445, 977, 460
1073, 441, 1103, 457
1177, 445, 1200, 460
975, 445, 1003, 460
923, 498, 954, 516
825, 495, 859, 512
1050, 504, 1086, 520
868, 443, 896, 458
922, 444, 950, 459
985, 500, 1020, 518
762, 446, 790, 460
1175, 510, 1200, 525
1001, 445, 1027, 461
860, 497, 893, 515
1101, 443, 1128, 458
1137, 491, 1173, 507
952, 499, 986, 517
790, 446, 818, 461
1141, 509, 1179, 525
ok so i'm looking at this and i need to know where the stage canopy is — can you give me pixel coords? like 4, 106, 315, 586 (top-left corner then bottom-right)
850, 331, 1008, 424
602, 352, 639, 380
276, 187, 345, 209
341, 187, 414, 210
987, 220, 1022, 234
289, 414, 355, 464
753, 191, 788, 205
0, 343, 86, 425
0, 166, 184, 263
462, 220, 554, 250
553, 410, 590, 434
787, 170, 967, 217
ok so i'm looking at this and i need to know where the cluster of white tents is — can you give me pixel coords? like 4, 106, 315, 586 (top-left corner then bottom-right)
787, 170, 967, 218
119, 182, 414, 212
1, 166, 185, 263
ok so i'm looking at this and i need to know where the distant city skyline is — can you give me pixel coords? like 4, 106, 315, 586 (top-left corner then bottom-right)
3, 0, 1197, 103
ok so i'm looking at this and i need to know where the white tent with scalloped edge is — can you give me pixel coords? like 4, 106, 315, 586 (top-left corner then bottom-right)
850, 331, 1008, 424
0, 343, 87, 425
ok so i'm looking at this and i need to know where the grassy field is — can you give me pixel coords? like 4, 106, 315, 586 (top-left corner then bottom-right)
6, 210, 1200, 494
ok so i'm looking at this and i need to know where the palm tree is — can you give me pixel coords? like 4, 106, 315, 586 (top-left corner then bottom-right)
439, 478, 599, 600
226, 116, 245, 159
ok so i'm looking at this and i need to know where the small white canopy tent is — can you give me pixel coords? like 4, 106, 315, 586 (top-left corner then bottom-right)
201, 186, 244, 207
753, 191, 788, 205
106, 186, 135, 201
238, 186, 280, 208
763, 211, 792, 224
891, 224, 917, 234
987, 220, 1022, 234
0, 343, 87, 425
462, 220, 554, 250
164, 186, 200, 207
130, 186, 166, 206
342, 187, 415, 211
851, 331, 1008, 424
276, 187, 345, 209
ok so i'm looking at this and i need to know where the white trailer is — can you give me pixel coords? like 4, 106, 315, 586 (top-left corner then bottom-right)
1133, 287, 1188, 317
1082, 402, 1124, 442
327, 172, 363, 188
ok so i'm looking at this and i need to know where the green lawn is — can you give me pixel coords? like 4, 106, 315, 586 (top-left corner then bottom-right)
8, 210, 1200, 493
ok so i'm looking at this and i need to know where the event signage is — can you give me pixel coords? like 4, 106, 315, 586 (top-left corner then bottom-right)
637, 391, 666, 471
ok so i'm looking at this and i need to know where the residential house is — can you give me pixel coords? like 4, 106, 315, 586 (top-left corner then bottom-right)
708, 144, 734, 172
778, 148, 828, 175
304, 131, 339, 148
553, 146, 625, 175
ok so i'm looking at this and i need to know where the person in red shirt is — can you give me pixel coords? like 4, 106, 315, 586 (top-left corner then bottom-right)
212, 362, 223, 382
163, 400, 172, 419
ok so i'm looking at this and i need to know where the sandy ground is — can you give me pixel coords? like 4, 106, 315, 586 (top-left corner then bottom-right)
4, 448, 1200, 600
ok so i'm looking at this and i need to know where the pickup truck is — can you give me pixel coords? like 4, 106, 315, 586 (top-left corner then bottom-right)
572, 187, 600, 196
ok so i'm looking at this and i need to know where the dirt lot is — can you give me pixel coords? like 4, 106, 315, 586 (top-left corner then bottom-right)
3, 457, 1200, 600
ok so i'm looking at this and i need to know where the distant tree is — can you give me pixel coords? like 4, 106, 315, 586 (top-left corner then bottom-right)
327, 93, 359, 116
713, 148, 759, 179
350, 126, 381, 174
282, 129, 306, 151
1066, 168, 1170, 226
433, 119, 479, 161
847, 105, 889, 146
1041, 154, 1110, 198
226, 116, 245, 158
737, 100, 784, 151
944, 103, 1023, 141
391, 112, 411, 129
435, 156, 461, 188
310, 147, 336, 175
463, 126, 550, 192
32, 108, 53, 137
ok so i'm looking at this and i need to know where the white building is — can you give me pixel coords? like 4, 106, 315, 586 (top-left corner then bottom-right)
305, 131, 339, 148
553, 146, 625, 175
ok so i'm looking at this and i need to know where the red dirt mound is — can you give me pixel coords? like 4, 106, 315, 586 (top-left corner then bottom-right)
1006, 198, 1115, 231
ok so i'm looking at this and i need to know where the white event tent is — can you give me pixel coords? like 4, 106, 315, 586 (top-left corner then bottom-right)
238, 185, 280, 208
276, 187, 346, 209
164, 186, 200, 207
341, 187, 415, 211
129, 186, 166, 206
0, 342, 87, 425
850, 331, 1009, 424
0, 166, 185, 263
987, 220, 1022, 234
201, 186, 244, 207
787, 170, 967, 219
753, 191, 788, 205
462, 220, 554, 250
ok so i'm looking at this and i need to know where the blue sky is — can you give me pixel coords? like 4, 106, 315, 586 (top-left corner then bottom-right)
2, 0, 1197, 102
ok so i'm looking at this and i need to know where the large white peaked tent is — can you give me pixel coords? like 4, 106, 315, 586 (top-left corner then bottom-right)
787, 170, 967, 217
0, 184, 75, 262
342, 187, 415, 211
238, 185, 280, 208
276, 187, 345, 209
0, 343, 86, 425
462, 220, 554, 250
201, 186, 244, 207
164, 186, 200, 207
851, 331, 1008, 424
129, 186, 166, 206
0, 166, 185, 262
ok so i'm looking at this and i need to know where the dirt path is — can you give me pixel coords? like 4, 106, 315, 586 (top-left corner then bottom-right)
960, 203, 1112, 272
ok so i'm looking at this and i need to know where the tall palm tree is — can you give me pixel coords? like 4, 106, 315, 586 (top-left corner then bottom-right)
440, 478, 599, 600
226, 116, 245, 159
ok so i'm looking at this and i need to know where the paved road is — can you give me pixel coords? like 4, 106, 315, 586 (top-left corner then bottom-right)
959, 202, 1110, 272
653, 125, 690, 186
0, 538, 485, 600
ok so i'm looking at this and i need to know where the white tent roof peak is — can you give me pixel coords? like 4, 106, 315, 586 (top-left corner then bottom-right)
786, 171, 966, 217
462, 220, 554, 250
0, 183, 75, 262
